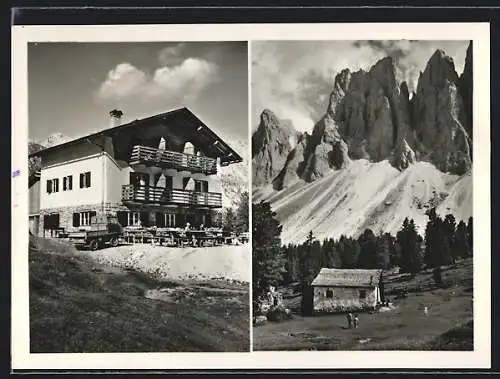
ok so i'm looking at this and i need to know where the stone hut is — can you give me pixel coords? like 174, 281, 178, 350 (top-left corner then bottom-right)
311, 268, 383, 313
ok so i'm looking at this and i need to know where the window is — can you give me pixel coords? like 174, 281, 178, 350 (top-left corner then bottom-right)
128, 212, 141, 226
72, 211, 97, 227
194, 180, 208, 192
43, 213, 60, 229
195, 213, 206, 227
63, 175, 73, 191
79, 171, 91, 188
359, 289, 367, 299
165, 214, 176, 227
46, 178, 59, 193
326, 289, 334, 298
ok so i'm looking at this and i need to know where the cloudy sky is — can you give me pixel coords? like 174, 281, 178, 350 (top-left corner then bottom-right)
29, 42, 248, 143
252, 40, 470, 133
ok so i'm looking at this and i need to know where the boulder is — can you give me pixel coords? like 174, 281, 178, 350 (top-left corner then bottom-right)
253, 315, 268, 326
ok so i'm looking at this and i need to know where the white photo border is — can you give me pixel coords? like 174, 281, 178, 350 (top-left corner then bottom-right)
12, 22, 490, 370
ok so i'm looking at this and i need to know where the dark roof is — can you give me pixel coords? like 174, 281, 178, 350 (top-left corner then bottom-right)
28, 107, 243, 165
311, 268, 383, 288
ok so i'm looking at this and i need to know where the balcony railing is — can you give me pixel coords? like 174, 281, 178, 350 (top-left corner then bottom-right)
129, 145, 217, 175
122, 184, 222, 208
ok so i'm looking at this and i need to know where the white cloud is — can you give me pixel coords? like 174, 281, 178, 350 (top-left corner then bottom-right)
252, 40, 469, 134
158, 43, 187, 66
97, 57, 219, 102
149, 58, 218, 100
98, 63, 147, 99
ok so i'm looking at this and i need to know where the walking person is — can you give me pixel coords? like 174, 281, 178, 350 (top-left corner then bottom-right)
346, 313, 353, 329
353, 314, 359, 329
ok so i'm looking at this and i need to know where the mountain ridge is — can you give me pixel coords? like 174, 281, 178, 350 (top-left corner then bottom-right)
252, 42, 473, 243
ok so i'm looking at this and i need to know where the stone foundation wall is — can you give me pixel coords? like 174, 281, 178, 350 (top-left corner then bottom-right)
313, 286, 378, 313
37, 203, 223, 236
38, 202, 124, 237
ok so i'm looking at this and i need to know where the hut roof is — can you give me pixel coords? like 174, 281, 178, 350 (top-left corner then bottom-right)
311, 268, 383, 288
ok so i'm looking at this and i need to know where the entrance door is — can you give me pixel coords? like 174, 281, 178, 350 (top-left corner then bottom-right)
43, 213, 60, 237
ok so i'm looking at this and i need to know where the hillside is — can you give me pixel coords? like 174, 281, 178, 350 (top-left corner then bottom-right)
252, 42, 473, 244
254, 160, 471, 244
29, 236, 249, 352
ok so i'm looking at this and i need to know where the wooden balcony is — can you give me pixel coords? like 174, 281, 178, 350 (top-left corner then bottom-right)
122, 184, 222, 208
129, 145, 217, 175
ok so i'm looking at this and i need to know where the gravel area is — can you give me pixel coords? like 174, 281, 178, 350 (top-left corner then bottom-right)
88, 243, 250, 283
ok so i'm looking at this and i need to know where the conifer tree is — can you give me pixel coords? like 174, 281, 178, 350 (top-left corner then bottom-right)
252, 201, 286, 299
234, 191, 249, 234
443, 214, 457, 263
453, 220, 469, 259
467, 217, 473, 256
357, 229, 378, 268
222, 208, 236, 234
397, 218, 422, 275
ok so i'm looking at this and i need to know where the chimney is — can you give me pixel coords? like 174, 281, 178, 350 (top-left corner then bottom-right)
109, 109, 124, 128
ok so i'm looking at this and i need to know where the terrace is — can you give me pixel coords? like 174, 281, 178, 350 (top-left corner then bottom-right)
129, 145, 218, 175
121, 184, 222, 208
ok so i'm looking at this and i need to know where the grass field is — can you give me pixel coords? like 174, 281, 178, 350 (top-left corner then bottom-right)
29, 236, 250, 353
253, 259, 473, 351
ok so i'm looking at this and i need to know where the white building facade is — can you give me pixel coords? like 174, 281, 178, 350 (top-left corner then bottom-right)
29, 108, 241, 237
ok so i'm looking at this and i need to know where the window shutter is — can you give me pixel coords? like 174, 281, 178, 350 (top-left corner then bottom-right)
73, 213, 80, 227
203, 181, 209, 193
140, 212, 149, 227
176, 213, 185, 228
86, 172, 91, 188
154, 173, 161, 186
63, 177, 67, 191
156, 212, 165, 227
117, 211, 128, 227
54, 179, 59, 192
46, 180, 52, 193
68, 175, 73, 190
80, 173, 84, 188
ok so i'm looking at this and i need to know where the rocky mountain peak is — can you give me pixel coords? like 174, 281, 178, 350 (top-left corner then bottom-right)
253, 43, 473, 190
252, 109, 296, 187
413, 47, 471, 175
421, 49, 460, 89
459, 41, 473, 139
392, 137, 416, 171
259, 109, 281, 130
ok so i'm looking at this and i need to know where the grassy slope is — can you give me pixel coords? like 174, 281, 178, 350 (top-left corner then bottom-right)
29, 236, 249, 353
253, 259, 473, 351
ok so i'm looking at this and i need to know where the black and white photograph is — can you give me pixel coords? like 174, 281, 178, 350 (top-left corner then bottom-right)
12, 21, 490, 370
252, 40, 475, 351
26, 41, 250, 352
